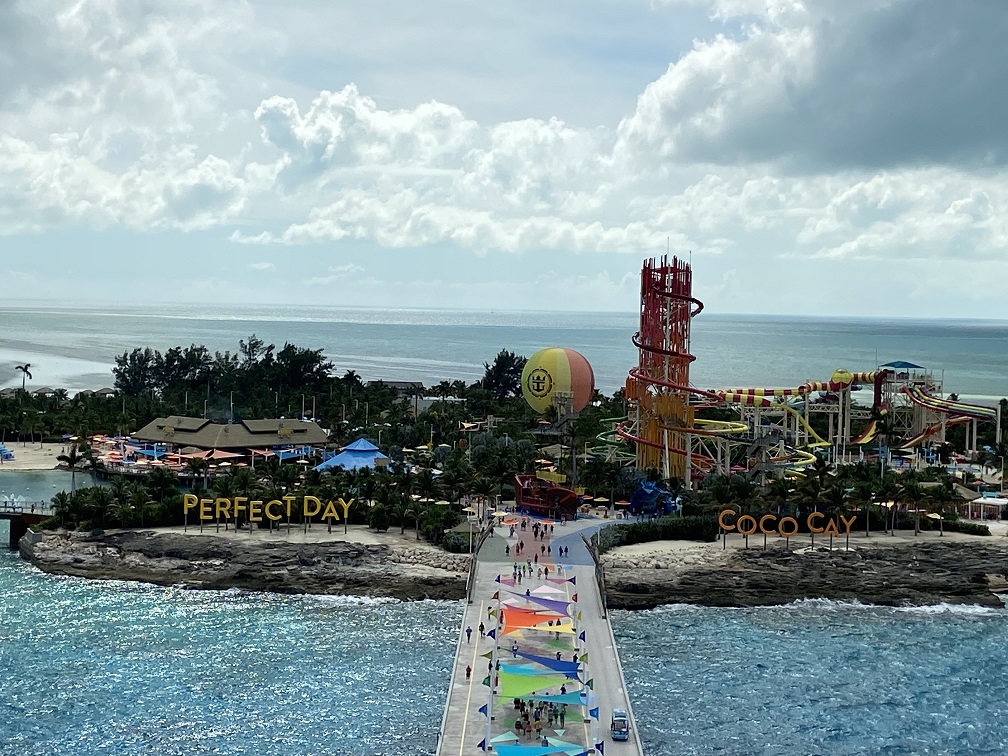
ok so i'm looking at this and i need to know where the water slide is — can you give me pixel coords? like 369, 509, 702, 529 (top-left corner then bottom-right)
851, 420, 878, 446
717, 370, 884, 407
715, 389, 833, 448
901, 386, 997, 421
898, 415, 971, 450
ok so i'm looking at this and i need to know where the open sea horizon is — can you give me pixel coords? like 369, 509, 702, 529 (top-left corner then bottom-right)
0, 304, 1006, 402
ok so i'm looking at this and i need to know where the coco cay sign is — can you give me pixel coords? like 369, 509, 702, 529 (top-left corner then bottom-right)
183, 494, 353, 523
718, 509, 856, 537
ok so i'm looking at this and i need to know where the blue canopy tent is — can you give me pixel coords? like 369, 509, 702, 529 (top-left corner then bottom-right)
314, 438, 390, 472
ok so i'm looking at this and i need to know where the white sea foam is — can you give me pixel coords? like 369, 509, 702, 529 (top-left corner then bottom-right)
301, 594, 401, 608
893, 602, 1003, 616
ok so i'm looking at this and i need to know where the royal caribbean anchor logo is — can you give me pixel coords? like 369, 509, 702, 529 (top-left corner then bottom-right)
526, 368, 554, 398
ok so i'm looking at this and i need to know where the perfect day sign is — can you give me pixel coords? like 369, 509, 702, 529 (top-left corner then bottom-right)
183, 494, 353, 523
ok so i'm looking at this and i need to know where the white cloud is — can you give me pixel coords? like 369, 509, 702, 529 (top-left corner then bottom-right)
304, 263, 365, 286
0, 0, 1005, 318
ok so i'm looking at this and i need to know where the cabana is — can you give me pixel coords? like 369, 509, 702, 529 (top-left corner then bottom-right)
314, 438, 390, 472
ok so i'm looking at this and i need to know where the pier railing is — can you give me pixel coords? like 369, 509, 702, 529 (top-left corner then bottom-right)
0, 501, 54, 516
580, 532, 608, 619
465, 522, 494, 603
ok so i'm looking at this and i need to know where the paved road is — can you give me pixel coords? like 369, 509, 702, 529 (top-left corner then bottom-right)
437, 515, 643, 755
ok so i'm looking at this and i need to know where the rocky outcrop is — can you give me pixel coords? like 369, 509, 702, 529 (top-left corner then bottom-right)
22, 531, 1008, 609
21, 531, 470, 601
605, 540, 1008, 609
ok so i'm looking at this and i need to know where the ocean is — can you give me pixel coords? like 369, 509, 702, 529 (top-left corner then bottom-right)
0, 305, 1006, 403
4, 520, 1008, 755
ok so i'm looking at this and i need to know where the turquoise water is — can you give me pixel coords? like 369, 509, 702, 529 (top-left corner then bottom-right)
615, 602, 1008, 755
0, 470, 94, 507
3, 468, 1008, 756
1, 305, 1006, 398
0, 535, 460, 755
5, 529, 1008, 755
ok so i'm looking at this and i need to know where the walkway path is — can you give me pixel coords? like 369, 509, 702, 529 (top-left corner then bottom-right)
437, 515, 643, 755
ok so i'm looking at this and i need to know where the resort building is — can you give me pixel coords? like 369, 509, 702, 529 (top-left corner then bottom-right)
132, 416, 329, 451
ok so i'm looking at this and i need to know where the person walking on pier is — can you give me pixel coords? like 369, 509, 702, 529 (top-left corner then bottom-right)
466, 626, 472, 643
479, 622, 485, 638
466, 665, 471, 681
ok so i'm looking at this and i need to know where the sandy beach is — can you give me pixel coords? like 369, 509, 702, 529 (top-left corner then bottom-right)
0, 443, 63, 472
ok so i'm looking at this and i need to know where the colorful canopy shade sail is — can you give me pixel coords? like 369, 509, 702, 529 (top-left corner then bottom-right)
498, 669, 573, 699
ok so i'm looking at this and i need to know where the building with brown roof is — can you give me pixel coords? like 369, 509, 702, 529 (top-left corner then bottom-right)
132, 416, 329, 451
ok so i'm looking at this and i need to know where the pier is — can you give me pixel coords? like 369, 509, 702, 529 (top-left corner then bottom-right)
437, 516, 643, 755
0, 501, 52, 548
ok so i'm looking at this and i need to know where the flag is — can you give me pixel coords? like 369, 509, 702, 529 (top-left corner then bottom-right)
578, 630, 586, 642
495, 575, 501, 583
572, 593, 578, 602
586, 678, 594, 690
580, 652, 589, 663
576, 610, 582, 621
589, 706, 599, 719
482, 676, 490, 687
487, 628, 496, 639
595, 741, 605, 754
479, 703, 488, 716
491, 590, 499, 599
481, 651, 493, 659
477, 738, 486, 751
489, 607, 497, 617
569, 576, 576, 584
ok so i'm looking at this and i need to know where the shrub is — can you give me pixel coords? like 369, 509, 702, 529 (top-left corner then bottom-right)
940, 519, 991, 536
369, 506, 390, 532
441, 532, 468, 553
597, 514, 718, 553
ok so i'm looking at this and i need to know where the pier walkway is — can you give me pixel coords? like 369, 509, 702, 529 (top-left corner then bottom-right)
0, 502, 53, 548
437, 516, 643, 755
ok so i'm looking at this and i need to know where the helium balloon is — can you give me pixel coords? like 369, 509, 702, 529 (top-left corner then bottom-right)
521, 348, 595, 414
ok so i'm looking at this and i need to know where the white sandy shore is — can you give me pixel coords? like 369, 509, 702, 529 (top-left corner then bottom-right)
151, 521, 452, 552
601, 520, 1008, 569
0, 442, 63, 471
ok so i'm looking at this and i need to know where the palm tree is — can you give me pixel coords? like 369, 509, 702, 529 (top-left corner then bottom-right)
15, 363, 31, 392
88, 487, 115, 528
57, 444, 88, 496
811, 455, 832, 488
51, 490, 71, 527
127, 483, 150, 527
186, 457, 210, 491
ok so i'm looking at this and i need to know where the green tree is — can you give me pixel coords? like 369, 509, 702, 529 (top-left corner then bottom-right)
480, 349, 525, 401
15, 363, 32, 393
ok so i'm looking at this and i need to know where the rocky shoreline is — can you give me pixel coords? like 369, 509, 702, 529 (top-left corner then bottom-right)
20, 530, 470, 601
603, 539, 1008, 609
19, 530, 1008, 609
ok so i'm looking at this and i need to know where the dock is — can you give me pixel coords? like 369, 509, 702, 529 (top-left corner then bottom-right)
437, 516, 643, 755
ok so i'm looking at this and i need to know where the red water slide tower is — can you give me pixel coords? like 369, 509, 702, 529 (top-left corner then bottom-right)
623, 256, 706, 482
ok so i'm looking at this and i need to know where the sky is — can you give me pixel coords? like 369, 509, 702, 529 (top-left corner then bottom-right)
1, 0, 1007, 318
